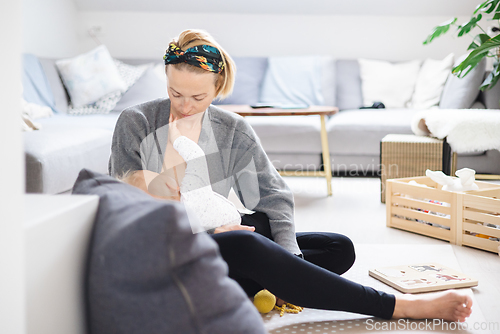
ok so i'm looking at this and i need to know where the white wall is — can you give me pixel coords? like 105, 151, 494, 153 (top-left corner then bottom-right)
79, 11, 473, 61
0, 0, 25, 333
23, 0, 80, 57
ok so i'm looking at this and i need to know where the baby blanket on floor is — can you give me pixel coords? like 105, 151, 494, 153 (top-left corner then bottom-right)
411, 109, 500, 153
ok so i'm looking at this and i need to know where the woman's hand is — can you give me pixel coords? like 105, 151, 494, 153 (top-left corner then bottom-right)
213, 225, 256, 234
149, 172, 181, 201
122, 170, 181, 201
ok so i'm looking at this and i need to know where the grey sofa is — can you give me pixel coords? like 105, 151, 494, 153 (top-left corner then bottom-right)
235, 58, 500, 176
24, 56, 500, 194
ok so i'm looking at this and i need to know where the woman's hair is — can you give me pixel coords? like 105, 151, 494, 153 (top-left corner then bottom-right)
167, 29, 236, 100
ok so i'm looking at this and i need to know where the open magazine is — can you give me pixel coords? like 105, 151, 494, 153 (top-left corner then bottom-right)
369, 263, 478, 293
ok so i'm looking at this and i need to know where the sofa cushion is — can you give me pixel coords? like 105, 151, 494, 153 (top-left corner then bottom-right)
22, 54, 58, 113
359, 59, 421, 108
335, 59, 364, 111
321, 56, 336, 107
39, 58, 70, 114
67, 60, 149, 115
259, 56, 324, 106
71, 169, 265, 334
56, 45, 126, 107
24, 113, 121, 194
327, 109, 418, 156
439, 55, 486, 109
246, 115, 322, 154
113, 66, 167, 112
213, 57, 268, 105
480, 71, 500, 109
410, 53, 454, 109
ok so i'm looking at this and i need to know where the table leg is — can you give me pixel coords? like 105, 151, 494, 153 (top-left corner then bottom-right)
320, 115, 332, 196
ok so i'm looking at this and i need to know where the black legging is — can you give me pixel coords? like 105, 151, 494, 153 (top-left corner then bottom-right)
210, 212, 396, 320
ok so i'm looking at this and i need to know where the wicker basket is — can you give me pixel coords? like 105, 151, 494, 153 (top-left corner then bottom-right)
386, 176, 500, 252
380, 134, 444, 203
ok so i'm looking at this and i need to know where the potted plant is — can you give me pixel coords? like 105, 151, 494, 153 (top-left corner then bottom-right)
424, 0, 500, 90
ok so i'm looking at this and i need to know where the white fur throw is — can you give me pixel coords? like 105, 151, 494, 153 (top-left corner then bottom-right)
411, 109, 500, 153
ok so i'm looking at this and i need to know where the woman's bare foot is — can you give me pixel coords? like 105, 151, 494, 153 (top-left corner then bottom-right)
392, 290, 472, 322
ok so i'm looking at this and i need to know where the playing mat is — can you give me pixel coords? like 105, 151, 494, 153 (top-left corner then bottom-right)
262, 244, 488, 334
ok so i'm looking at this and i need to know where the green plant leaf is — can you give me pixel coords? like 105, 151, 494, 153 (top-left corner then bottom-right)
478, 33, 492, 44
485, 0, 500, 13
468, 41, 479, 50
476, 0, 500, 13
458, 14, 483, 37
453, 34, 500, 78
493, 12, 500, 19
423, 18, 457, 45
474, 0, 494, 13
468, 33, 492, 50
480, 62, 500, 90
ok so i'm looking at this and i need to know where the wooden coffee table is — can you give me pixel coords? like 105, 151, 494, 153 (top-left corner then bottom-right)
219, 105, 339, 196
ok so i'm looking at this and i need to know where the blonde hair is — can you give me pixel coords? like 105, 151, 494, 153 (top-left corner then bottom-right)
166, 29, 236, 100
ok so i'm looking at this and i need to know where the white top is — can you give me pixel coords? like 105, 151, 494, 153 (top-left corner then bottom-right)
173, 135, 242, 233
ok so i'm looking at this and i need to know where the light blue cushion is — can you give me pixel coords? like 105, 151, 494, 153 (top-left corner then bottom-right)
22, 54, 58, 112
39, 58, 70, 114
259, 56, 324, 106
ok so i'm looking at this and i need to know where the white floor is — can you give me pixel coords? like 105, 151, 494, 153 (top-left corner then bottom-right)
281, 176, 500, 332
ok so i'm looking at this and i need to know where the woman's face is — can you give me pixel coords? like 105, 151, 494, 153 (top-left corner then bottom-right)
166, 65, 218, 119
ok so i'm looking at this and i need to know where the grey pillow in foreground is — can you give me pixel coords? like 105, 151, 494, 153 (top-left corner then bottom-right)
213, 57, 269, 105
72, 169, 265, 334
439, 56, 486, 109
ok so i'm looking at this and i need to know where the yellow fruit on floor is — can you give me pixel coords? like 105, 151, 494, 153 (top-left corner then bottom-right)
253, 289, 276, 313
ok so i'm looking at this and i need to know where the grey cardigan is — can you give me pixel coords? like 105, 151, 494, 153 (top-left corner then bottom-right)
108, 98, 301, 256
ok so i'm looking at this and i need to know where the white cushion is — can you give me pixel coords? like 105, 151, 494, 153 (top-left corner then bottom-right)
410, 53, 454, 109
56, 45, 126, 107
67, 60, 149, 115
359, 59, 421, 108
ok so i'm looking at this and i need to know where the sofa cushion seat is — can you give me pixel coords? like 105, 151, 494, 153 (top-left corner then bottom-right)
327, 109, 420, 156
35, 112, 121, 131
246, 115, 322, 154
25, 113, 121, 194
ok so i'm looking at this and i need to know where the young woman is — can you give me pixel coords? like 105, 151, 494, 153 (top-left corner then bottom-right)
109, 29, 472, 322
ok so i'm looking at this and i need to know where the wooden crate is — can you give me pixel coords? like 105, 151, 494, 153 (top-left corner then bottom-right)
386, 176, 500, 246
380, 135, 444, 203
458, 189, 500, 253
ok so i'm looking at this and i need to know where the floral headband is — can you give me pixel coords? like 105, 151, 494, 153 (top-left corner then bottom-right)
163, 43, 224, 74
